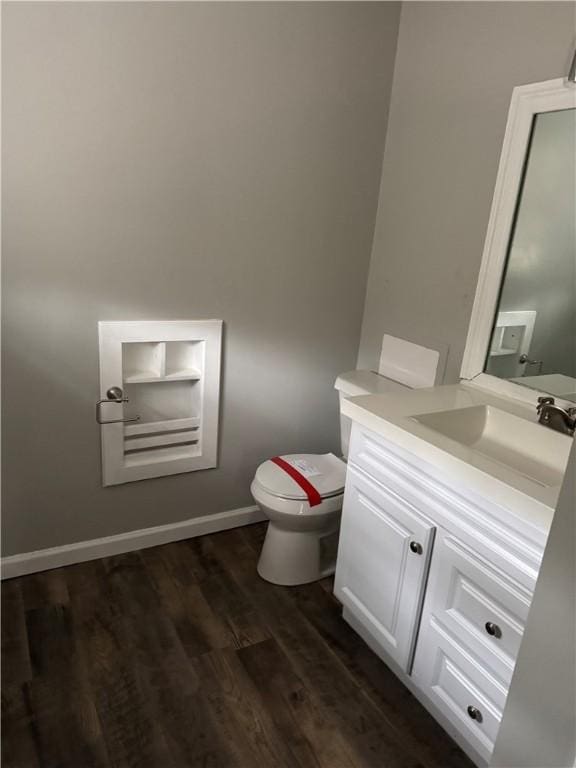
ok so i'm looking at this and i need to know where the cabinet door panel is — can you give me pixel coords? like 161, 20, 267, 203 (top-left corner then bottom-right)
334, 468, 435, 671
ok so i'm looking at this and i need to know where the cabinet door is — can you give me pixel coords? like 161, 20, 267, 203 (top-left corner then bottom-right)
334, 467, 435, 671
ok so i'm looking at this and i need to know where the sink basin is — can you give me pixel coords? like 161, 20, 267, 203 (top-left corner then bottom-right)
413, 405, 570, 488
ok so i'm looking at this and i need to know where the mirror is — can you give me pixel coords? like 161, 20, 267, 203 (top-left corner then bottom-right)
485, 107, 576, 401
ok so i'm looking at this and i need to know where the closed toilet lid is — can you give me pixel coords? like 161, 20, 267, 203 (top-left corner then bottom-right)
255, 453, 346, 501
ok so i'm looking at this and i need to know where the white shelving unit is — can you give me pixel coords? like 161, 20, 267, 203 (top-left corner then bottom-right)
122, 340, 204, 383
98, 321, 222, 486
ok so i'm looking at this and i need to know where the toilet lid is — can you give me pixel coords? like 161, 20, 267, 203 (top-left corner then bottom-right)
255, 453, 346, 500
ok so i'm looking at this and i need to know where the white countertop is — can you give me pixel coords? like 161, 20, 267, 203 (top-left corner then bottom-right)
342, 382, 572, 535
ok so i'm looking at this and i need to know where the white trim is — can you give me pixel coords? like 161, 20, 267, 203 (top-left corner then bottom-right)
0, 505, 265, 580
461, 78, 576, 395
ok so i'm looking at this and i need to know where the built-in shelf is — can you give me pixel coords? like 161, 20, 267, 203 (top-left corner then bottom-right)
165, 369, 202, 380
99, 321, 222, 486
124, 371, 163, 383
121, 340, 205, 384
124, 370, 201, 384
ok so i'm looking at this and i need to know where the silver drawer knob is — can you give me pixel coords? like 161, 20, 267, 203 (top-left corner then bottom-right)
485, 621, 502, 638
467, 705, 483, 723
409, 541, 423, 555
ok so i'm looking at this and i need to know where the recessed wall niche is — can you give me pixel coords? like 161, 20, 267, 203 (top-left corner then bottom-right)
98, 321, 222, 486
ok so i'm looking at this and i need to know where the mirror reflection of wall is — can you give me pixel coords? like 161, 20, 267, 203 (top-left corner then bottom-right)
486, 108, 576, 401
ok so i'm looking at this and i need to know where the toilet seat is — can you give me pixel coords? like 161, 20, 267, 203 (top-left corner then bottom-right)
255, 453, 346, 502
251, 479, 344, 520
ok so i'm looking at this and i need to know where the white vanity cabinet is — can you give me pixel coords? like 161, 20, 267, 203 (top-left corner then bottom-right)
335, 422, 546, 767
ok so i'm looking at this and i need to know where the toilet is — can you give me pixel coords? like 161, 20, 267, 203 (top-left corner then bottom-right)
251, 370, 411, 585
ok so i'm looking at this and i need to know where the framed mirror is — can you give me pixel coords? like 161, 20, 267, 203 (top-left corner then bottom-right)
461, 78, 576, 405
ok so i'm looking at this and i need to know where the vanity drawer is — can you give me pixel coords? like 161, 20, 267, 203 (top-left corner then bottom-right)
412, 618, 505, 762
348, 423, 415, 495
422, 533, 531, 685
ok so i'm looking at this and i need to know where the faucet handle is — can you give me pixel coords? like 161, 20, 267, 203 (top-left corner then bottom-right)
536, 396, 554, 414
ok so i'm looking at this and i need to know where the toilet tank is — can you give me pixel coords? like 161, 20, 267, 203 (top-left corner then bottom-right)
334, 370, 411, 459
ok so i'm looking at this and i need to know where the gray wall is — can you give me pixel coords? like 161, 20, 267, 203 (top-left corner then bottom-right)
1, 2, 400, 556
357, 1, 576, 383
491, 439, 576, 768
487, 108, 576, 380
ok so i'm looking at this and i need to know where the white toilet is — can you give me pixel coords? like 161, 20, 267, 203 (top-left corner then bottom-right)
251, 370, 410, 585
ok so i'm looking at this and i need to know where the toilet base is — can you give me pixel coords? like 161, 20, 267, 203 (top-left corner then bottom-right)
257, 521, 340, 586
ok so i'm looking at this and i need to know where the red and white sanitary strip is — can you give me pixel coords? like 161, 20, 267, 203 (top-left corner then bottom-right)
270, 456, 322, 507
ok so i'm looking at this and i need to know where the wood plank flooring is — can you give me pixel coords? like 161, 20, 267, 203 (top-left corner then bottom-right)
2, 524, 474, 768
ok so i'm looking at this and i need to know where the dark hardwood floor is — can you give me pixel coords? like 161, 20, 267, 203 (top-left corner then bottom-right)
2, 523, 474, 768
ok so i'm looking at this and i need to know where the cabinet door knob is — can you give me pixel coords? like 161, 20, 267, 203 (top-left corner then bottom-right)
485, 621, 502, 638
409, 541, 423, 555
467, 705, 483, 723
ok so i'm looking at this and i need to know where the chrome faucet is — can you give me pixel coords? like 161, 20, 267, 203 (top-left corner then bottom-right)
536, 397, 576, 436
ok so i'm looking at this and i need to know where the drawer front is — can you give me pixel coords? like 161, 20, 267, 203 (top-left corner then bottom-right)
413, 618, 506, 762
422, 532, 532, 685
334, 467, 435, 672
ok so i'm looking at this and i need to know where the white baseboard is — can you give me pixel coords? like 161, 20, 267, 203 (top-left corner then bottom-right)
1, 505, 265, 580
